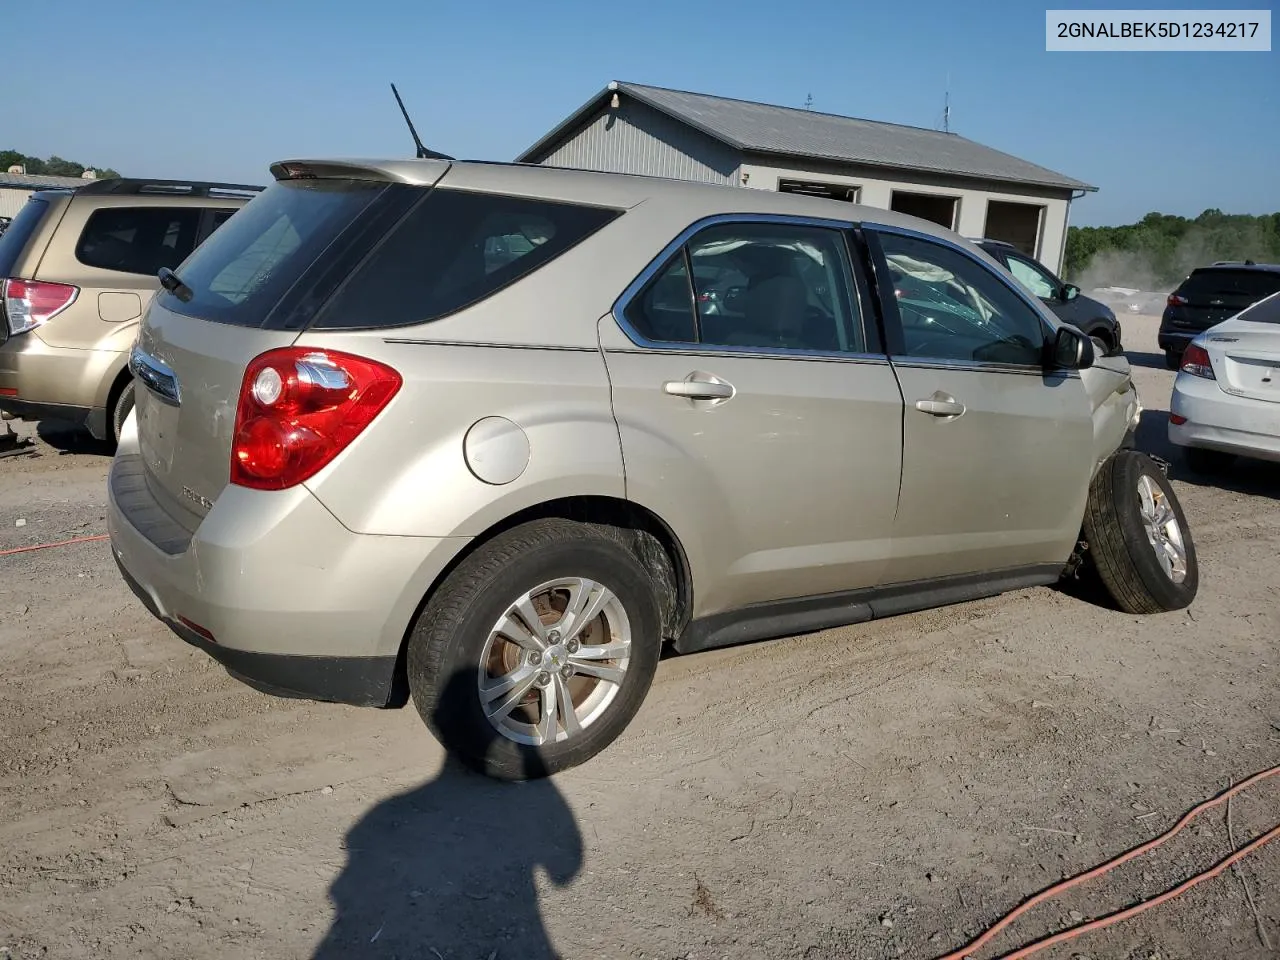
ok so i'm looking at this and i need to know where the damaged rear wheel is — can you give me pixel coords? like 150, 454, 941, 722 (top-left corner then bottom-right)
1083, 450, 1198, 614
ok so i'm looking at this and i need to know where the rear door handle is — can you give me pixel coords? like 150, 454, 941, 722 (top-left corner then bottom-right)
664, 374, 735, 401
914, 392, 966, 418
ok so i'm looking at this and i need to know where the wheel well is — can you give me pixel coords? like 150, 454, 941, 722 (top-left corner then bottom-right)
1087, 324, 1114, 352
106, 368, 133, 422
386, 496, 693, 707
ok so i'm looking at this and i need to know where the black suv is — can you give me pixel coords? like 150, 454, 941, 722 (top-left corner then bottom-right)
974, 239, 1122, 356
1159, 261, 1280, 369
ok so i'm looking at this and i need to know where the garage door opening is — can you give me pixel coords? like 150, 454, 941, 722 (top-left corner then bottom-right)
778, 179, 859, 203
984, 201, 1044, 258
890, 191, 957, 229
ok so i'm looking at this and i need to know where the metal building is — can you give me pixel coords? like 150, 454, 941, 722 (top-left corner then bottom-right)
517, 82, 1097, 274
0, 172, 96, 219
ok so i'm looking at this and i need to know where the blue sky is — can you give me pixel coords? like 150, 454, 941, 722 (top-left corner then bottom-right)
7, 0, 1276, 226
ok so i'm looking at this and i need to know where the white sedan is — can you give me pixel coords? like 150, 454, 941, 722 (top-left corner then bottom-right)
1170, 289, 1280, 471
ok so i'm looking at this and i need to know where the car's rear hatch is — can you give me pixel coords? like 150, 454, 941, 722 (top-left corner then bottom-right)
128, 162, 449, 533
0, 193, 62, 345
1167, 267, 1280, 334
1201, 294, 1280, 404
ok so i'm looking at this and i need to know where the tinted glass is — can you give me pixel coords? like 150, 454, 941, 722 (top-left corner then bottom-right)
625, 254, 698, 343
0, 197, 50, 278
314, 189, 620, 330
1004, 254, 1058, 300
207, 207, 238, 234
878, 232, 1046, 365
625, 222, 862, 352
76, 207, 202, 276
1177, 268, 1280, 303
1237, 289, 1280, 324
156, 179, 385, 327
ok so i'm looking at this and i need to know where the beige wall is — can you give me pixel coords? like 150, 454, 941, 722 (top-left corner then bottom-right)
0, 187, 35, 219
737, 160, 1074, 275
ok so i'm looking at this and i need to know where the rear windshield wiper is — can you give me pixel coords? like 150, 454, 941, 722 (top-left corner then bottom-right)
158, 267, 194, 303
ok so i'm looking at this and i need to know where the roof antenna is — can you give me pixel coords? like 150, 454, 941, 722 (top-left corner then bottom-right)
390, 83, 454, 161
942, 73, 951, 133
804, 92, 814, 111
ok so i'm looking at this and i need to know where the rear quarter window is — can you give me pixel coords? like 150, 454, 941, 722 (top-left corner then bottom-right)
311, 189, 621, 330
76, 206, 203, 277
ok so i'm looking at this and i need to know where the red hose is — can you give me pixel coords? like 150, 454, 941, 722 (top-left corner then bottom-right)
0, 534, 110, 557
935, 763, 1280, 960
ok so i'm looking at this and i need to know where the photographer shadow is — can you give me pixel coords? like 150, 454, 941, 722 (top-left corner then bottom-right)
313, 671, 582, 959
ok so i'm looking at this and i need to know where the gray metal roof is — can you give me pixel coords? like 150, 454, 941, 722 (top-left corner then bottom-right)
0, 171, 96, 190
519, 82, 1097, 194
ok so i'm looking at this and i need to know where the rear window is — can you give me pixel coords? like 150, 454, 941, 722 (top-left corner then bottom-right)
1176, 268, 1280, 301
76, 206, 203, 276
1238, 289, 1280, 324
0, 197, 52, 278
157, 178, 388, 327
311, 188, 621, 330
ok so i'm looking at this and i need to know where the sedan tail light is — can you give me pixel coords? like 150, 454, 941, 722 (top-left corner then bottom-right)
230, 347, 402, 490
1179, 343, 1215, 380
3, 278, 79, 335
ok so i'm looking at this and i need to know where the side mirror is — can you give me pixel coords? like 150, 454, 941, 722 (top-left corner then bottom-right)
1048, 325, 1095, 370
1061, 283, 1081, 302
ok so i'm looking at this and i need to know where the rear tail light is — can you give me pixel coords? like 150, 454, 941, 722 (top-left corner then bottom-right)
1167, 293, 1188, 307
1170, 413, 1188, 425
3, 278, 79, 335
230, 347, 402, 490
1179, 343, 1215, 380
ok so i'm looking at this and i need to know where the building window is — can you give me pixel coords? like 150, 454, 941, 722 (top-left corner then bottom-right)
983, 200, 1044, 258
889, 190, 959, 230
777, 179, 859, 203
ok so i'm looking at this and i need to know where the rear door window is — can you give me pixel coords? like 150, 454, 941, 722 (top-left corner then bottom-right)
0, 197, 52, 278
76, 207, 202, 276
623, 221, 864, 353
312, 189, 621, 329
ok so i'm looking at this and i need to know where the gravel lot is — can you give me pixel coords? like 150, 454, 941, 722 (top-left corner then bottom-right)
1, 313, 1277, 960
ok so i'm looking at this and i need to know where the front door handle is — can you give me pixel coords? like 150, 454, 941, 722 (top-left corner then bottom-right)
914, 392, 966, 418
664, 374, 735, 401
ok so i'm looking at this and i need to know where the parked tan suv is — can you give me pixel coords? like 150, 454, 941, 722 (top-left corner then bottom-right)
108, 158, 1193, 781
0, 178, 261, 444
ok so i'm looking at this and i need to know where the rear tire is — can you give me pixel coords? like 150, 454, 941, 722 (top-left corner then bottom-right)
111, 380, 135, 448
407, 518, 663, 781
1183, 446, 1235, 475
1083, 450, 1197, 614
1164, 349, 1182, 371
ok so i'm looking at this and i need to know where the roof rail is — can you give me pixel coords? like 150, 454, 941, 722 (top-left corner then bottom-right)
75, 177, 265, 198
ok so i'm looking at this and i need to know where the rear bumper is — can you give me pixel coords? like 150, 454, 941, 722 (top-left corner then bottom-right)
0, 332, 116, 438
107, 436, 471, 707
1157, 330, 1196, 353
1169, 373, 1280, 462
113, 551, 402, 706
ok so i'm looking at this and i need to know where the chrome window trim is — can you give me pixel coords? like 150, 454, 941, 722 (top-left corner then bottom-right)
862, 220, 1066, 374
608, 211, 884, 362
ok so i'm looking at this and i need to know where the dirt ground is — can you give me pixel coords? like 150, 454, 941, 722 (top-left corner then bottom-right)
1, 313, 1277, 960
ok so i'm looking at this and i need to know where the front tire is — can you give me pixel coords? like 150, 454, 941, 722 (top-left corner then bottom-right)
407, 519, 663, 780
1164, 349, 1182, 371
1083, 450, 1198, 614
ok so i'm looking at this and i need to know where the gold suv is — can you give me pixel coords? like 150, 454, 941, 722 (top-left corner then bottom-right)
0, 178, 261, 445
